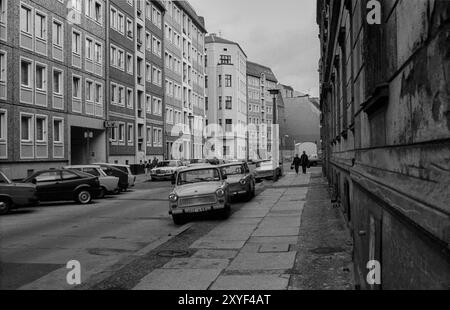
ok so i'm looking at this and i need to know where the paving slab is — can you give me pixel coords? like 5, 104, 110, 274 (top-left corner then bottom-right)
247, 236, 299, 245
190, 239, 247, 250
258, 217, 301, 228
133, 269, 222, 290
252, 226, 299, 237
210, 274, 290, 290
227, 252, 297, 271
192, 249, 239, 260
258, 244, 291, 253
162, 258, 229, 270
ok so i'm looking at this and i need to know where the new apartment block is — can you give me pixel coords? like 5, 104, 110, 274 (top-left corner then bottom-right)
163, 0, 206, 160
204, 34, 247, 160
0, 0, 107, 179
107, 0, 165, 165
246, 61, 278, 160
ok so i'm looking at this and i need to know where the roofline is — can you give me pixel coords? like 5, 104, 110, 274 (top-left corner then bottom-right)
205, 34, 248, 58
174, 1, 207, 33
246, 60, 278, 82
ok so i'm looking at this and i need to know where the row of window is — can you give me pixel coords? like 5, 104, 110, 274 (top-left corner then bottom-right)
143, 62, 162, 86
164, 51, 182, 75
218, 75, 232, 88
165, 78, 182, 100
165, 107, 183, 125
218, 96, 233, 110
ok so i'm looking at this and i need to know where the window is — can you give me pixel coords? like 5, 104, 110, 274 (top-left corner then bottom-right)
126, 18, 133, 38
218, 96, 222, 110
0, 51, 5, 82
127, 88, 133, 108
225, 119, 233, 132
72, 0, 82, 12
21, 114, 33, 141
53, 20, 63, 47
118, 86, 124, 105
94, 42, 102, 63
72, 76, 81, 98
94, 1, 102, 23
111, 84, 116, 102
153, 97, 162, 116
147, 126, 152, 145
72, 31, 81, 55
118, 123, 125, 142
86, 37, 93, 60
86, 80, 93, 101
94, 83, 102, 103
218, 75, 222, 87
110, 7, 117, 29
152, 7, 161, 28
205, 76, 208, 88
126, 53, 133, 74
110, 45, 116, 66
220, 55, 231, 64
152, 37, 161, 56
35, 12, 47, 40
0, 0, 6, 25
117, 49, 124, 69
53, 118, 63, 143
20, 5, 32, 34
117, 12, 124, 34
35, 116, 47, 142
21, 59, 32, 87
127, 123, 134, 144
225, 75, 232, 87
0, 110, 6, 142
35, 63, 47, 91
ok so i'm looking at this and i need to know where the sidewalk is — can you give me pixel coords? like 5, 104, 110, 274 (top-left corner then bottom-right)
133, 169, 354, 290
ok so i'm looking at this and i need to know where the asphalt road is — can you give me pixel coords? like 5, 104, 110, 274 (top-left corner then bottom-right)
0, 179, 263, 289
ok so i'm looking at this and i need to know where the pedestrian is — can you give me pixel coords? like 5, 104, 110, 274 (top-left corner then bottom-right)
300, 151, 309, 174
292, 154, 301, 175
151, 157, 158, 169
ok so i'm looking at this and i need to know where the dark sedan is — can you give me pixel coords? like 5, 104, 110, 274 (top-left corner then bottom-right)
220, 162, 256, 200
23, 169, 101, 204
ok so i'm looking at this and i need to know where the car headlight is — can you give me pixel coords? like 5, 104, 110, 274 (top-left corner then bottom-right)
239, 179, 247, 185
215, 188, 225, 197
168, 194, 178, 202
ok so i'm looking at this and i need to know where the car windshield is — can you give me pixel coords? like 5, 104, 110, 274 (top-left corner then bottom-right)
0, 172, 11, 184
158, 161, 177, 167
177, 168, 220, 185
222, 165, 245, 176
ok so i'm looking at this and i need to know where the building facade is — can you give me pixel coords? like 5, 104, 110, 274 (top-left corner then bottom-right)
0, 0, 107, 179
317, 0, 450, 289
163, 0, 206, 160
107, 0, 165, 165
204, 34, 247, 160
246, 61, 278, 160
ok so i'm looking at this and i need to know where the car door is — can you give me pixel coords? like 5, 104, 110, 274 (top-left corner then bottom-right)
60, 170, 84, 199
34, 171, 63, 201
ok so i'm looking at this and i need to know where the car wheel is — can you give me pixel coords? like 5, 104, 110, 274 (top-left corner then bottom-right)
0, 198, 12, 215
172, 214, 185, 225
76, 189, 92, 204
97, 187, 106, 199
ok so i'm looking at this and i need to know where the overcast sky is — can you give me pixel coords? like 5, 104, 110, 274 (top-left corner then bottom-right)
188, 0, 320, 97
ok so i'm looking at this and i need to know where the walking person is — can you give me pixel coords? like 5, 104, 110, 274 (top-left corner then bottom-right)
292, 154, 301, 175
300, 151, 309, 174
145, 161, 151, 179
151, 157, 159, 169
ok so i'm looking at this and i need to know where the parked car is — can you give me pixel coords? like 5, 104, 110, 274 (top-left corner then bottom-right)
168, 166, 230, 225
151, 160, 185, 181
23, 169, 101, 204
93, 164, 129, 191
94, 163, 135, 189
254, 160, 284, 182
188, 159, 212, 167
0, 170, 38, 215
220, 162, 255, 200
64, 165, 120, 198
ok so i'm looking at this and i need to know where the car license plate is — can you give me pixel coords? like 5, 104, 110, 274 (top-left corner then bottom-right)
185, 207, 210, 214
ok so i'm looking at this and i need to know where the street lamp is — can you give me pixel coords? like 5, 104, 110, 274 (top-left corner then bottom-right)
268, 89, 280, 182
188, 114, 194, 160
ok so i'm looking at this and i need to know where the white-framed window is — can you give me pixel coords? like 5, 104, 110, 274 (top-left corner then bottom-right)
117, 49, 124, 70
145, 1, 151, 20
153, 127, 162, 147
117, 12, 124, 34
85, 37, 93, 60
35, 115, 48, 143
146, 31, 151, 51
53, 117, 64, 144
72, 75, 81, 99
52, 68, 63, 96
152, 96, 162, 116
152, 66, 162, 86
20, 113, 33, 142
35, 62, 47, 92
110, 6, 117, 29
0, 109, 6, 146
118, 86, 125, 106
152, 36, 161, 56
71, 0, 82, 12
94, 41, 102, 63
126, 53, 133, 74
0, 0, 7, 26
20, 58, 33, 88
152, 7, 161, 28
72, 30, 81, 55
0, 50, 5, 83
35, 10, 47, 40
127, 88, 133, 109
52, 19, 63, 47
94, 82, 103, 104
127, 123, 134, 145
110, 45, 117, 66
111, 83, 117, 103
20, 4, 32, 34
126, 18, 133, 38
86, 79, 93, 101
118, 122, 125, 143
146, 94, 151, 113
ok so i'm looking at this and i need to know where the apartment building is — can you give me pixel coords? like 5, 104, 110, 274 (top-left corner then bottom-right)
246, 61, 278, 160
0, 0, 107, 179
107, 0, 165, 165
205, 34, 247, 160
162, 0, 206, 160
317, 0, 450, 289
